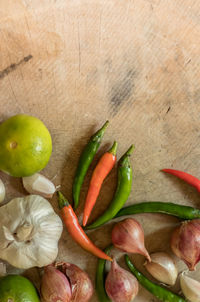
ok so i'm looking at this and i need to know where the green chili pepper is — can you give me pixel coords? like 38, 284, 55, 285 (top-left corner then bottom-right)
85, 145, 134, 230
115, 201, 200, 220
72, 121, 109, 209
125, 255, 186, 302
96, 245, 112, 302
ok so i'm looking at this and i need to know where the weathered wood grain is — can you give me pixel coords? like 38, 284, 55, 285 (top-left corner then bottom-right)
0, 0, 200, 300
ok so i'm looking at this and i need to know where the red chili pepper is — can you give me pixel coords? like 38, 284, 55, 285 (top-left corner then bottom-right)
162, 169, 200, 193
83, 141, 118, 227
57, 191, 112, 261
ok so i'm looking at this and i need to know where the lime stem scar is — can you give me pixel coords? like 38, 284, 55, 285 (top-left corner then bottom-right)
10, 141, 18, 149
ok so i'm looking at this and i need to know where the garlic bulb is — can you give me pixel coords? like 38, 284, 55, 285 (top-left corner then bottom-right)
22, 173, 56, 198
180, 273, 200, 302
0, 179, 5, 203
0, 195, 63, 269
144, 252, 178, 285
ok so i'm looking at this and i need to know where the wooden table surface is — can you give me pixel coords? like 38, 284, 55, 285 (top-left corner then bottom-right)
0, 0, 200, 301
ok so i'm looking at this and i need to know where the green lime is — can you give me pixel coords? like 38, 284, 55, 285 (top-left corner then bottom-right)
0, 114, 52, 177
0, 275, 40, 302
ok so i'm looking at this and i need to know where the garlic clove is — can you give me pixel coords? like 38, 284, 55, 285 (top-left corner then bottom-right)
22, 173, 56, 198
0, 179, 5, 203
180, 273, 200, 302
144, 252, 178, 286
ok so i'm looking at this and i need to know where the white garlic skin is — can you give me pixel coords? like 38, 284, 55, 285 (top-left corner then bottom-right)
144, 252, 178, 285
180, 274, 200, 302
0, 195, 63, 269
22, 173, 56, 198
0, 262, 6, 276
0, 179, 5, 203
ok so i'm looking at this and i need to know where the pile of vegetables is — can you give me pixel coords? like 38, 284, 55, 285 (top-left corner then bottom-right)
1, 116, 200, 302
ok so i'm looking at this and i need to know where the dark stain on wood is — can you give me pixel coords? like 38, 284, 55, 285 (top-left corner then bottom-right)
0, 55, 33, 80
109, 69, 135, 115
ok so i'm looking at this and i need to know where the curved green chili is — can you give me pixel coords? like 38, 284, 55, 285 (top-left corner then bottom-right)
72, 121, 109, 209
125, 255, 186, 302
96, 245, 112, 302
85, 145, 134, 230
115, 201, 200, 220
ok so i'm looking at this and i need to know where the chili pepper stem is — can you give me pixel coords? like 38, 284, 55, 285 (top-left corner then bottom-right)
57, 191, 70, 208
109, 141, 118, 155
92, 120, 109, 140
119, 144, 135, 167
121, 144, 134, 158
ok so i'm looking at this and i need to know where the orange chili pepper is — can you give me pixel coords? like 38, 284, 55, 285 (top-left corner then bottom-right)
83, 141, 118, 227
57, 191, 112, 262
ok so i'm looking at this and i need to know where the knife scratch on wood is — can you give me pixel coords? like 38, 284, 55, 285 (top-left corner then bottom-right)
0, 55, 33, 80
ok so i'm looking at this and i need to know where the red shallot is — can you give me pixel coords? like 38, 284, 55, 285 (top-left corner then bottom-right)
105, 258, 138, 302
171, 219, 200, 271
40, 265, 72, 302
63, 262, 93, 302
112, 218, 151, 261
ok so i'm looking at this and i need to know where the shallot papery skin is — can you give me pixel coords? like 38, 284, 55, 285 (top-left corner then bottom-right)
112, 218, 151, 261
64, 263, 93, 302
171, 219, 200, 271
105, 259, 139, 302
40, 266, 72, 302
